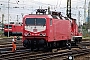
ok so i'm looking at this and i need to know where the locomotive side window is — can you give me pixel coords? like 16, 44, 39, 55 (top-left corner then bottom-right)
25, 18, 46, 26
50, 19, 52, 26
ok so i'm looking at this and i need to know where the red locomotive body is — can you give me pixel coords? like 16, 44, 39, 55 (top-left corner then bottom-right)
4, 24, 23, 36
22, 10, 82, 50
71, 19, 82, 43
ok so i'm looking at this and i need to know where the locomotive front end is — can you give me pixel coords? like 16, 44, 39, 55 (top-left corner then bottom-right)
23, 16, 48, 50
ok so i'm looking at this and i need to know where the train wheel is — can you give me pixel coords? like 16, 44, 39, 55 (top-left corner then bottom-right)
23, 40, 29, 48
17, 36, 20, 40
76, 37, 82, 44
47, 43, 52, 52
66, 40, 71, 50
31, 47, 33, 51
66, 43, 71, 50
23, 44, 28, 48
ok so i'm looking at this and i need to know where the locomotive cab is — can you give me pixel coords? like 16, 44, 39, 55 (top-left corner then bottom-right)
23, 16, 49, 49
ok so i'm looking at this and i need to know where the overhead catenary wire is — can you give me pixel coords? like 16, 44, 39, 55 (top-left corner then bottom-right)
0, 0, 86, 11
0, 0, 89, 22
0, 0, 54, 7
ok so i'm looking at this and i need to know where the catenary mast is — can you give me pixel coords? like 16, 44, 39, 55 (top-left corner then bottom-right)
67, 0, 71, 18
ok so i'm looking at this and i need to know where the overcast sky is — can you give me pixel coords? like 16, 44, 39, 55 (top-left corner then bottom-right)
0, 0, 90, 24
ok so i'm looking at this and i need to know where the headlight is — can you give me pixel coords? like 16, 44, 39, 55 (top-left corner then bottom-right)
24, 32, 28, 36
40, 33, 46, 36
24, 32, 30, 36
42, 33, 46, 36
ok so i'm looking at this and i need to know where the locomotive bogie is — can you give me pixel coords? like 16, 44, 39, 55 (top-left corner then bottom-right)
23, 38, 47, 49
23, 38, 71, 51
4, 32, 12, 36
71, 36, 82, 44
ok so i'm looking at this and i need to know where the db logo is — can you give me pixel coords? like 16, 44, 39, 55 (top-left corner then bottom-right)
33, 29, 37, 32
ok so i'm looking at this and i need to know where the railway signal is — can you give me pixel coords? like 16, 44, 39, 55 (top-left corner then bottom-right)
68, 55, 74, 60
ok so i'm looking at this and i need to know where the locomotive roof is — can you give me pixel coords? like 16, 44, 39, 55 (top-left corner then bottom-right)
24, 14, 71, 20
24, 14, 53, 19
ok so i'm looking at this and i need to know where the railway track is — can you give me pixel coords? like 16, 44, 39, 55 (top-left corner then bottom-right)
82, 38, 90, 41
0, 48, 90, 60
0, 38, 22, 50
0, 38, 90, 60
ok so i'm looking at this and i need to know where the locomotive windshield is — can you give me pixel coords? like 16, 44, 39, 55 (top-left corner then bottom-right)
5, 25, 12, 28
25, 18, 46, 26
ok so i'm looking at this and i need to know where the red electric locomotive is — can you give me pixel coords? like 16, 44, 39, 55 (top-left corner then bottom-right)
22, 9, 82, 50
4, 23, 23, 36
